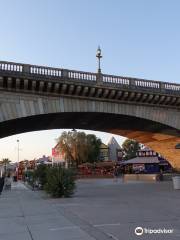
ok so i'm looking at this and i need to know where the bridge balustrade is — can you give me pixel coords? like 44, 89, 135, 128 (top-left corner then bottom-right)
135, 80, 160, 89
103, 75, 129, 85
0, 60, 180, 95
68, 71, 96, 81
164, 83, 180, 91
30, 66, 62, 77
0, 62, 23, 72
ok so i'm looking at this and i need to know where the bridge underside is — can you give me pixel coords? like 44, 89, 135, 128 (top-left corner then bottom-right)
0, 112, 179, 169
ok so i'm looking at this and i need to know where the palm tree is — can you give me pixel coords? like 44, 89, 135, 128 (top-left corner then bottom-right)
0, 158, 11, 176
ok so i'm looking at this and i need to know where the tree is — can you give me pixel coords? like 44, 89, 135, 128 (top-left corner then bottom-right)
86, 134, 102, 163
57, 131, 102, 167
122, 139, 141, 160
0, 158, 11, 176
57, 131, 75, 165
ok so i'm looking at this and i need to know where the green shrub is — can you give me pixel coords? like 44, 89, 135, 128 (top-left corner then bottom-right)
34, 164, 47, 189
26, 170, 36, 187
45, 166, 76, 198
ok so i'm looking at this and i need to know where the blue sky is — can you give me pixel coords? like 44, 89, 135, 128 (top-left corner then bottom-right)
0, 0, 179, 161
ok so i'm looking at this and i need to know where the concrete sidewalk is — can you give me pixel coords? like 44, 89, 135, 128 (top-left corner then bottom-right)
0, 181, 97, 240
0, 179, 180, 240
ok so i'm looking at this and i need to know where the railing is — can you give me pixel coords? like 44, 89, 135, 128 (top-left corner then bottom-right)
135, 79, 160, 89
0, 60, 179, 94
102, 74, 180, 93
68, 70, 96, 81
30, 66, 62, 77
103, 75, 129, 85
0, 62, 23, 72
164, 83, 180, 91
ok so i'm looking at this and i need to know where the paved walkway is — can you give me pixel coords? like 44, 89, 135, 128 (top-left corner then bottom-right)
0, 181, 98, 240
0, 179, 180, 240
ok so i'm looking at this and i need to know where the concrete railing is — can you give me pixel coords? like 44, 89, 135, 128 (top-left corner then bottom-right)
68, 70, 96, 81
0, 60, 180, 94
30, 66, 62, 77
0, 61, 23, 72
103, 75, 129, 85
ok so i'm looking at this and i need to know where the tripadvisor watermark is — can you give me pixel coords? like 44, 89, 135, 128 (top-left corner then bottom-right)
135, 226, 174, 236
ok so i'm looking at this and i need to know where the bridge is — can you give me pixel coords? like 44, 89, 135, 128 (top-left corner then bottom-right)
0, 60, 179, 167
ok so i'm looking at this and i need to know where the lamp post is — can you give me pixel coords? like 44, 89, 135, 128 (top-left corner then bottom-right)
96, 46, 102, 73
16, 139, 20, 180
17, 139, 20, 163
72, 128, 78, 167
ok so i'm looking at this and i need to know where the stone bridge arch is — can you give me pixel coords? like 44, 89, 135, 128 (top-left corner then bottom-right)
0, 93, 179, 168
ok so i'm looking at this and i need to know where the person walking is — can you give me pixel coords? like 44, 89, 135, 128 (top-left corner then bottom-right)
0, 176, 5, 195
4, 174, 12, 190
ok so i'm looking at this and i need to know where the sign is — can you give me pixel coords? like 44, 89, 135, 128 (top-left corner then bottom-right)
52, 146, 65, 163
133, 164, 145, 171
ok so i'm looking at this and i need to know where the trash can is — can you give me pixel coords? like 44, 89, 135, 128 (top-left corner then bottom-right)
172, 176, 180, 190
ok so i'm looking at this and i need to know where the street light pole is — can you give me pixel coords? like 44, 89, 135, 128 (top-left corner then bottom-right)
17, 139, 20, 163
16, 139, 20, 181
96, 46, 102, 73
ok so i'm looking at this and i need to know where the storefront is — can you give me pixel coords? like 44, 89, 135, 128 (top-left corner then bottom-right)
122, 148, 172, 174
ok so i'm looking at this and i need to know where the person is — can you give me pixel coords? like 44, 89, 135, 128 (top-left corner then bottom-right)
0, 176, 5, 195
13, 174, 17, 182
4, 175, 12, 190
113, 166, 119, 182
32, 179, 39, 191
159, 169, 163, 181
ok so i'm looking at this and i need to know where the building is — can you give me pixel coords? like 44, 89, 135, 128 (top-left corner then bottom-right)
52, 143, 65, 165
108, 137, 122, 161
99, 143, 109, 161
122, 147, 172, 173
36, 155, 52, 165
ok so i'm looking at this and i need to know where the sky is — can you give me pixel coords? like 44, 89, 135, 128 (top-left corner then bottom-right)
0, 0, 179, 161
